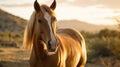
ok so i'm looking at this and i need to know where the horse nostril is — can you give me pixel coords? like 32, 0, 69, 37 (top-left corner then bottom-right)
40, 31, 44, 34
48, 40, 51, 49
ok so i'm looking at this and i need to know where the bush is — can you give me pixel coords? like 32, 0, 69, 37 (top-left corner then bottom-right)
89, 38, 111, 57
107, 38, 120, 59
82, 29, 120, 62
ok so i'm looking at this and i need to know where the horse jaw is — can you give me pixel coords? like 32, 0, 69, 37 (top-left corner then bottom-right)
47, 47, 58, 55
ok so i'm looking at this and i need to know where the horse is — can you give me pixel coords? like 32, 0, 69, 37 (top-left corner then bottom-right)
23, 0, 87, 67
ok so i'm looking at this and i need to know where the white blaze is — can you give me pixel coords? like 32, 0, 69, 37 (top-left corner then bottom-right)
44, 12, 56, 48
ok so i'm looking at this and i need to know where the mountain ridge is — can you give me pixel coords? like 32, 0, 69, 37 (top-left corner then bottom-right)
0, 8, 119, 33
0, 9, 27, 33
57, 20, 119, 32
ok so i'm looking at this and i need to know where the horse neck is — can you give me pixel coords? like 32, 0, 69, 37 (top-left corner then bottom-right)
33, 35, 63, 67
33, 39, 58, 60
33, 37, 47, 60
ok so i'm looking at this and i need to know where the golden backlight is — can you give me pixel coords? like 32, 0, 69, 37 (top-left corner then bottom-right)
0, 0, 120, 25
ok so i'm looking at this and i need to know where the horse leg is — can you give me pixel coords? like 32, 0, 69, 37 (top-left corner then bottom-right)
79, 65, 85, 67
61, 64, 66, 67
77, 56, 86, 67
77, 63, 85, 67
59, 62, 66, 67
59, 60, 66, 67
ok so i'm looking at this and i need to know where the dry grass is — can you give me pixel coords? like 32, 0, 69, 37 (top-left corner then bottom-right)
0, 47, 105, 67
0, 47, 30, 67
0, 47, 29, 62
100, 57, 120, 67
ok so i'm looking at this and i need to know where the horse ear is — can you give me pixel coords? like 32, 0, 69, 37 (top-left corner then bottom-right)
50, 0, 56, 10
34, 0, 41, 12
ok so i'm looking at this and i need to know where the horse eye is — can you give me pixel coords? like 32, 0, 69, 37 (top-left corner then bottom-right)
38, 19, 42, 23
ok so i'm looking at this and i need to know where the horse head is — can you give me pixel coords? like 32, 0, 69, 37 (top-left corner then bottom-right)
33, 0, 58, 52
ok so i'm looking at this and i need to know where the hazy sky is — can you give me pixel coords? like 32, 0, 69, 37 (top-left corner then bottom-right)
0, 0, 120, 25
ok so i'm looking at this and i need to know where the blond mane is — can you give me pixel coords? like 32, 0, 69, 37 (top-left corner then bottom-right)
22, 5, 55, 50
23, 11, 36, 50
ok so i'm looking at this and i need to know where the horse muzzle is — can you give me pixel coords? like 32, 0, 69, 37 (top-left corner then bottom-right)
47, 39, 58, 52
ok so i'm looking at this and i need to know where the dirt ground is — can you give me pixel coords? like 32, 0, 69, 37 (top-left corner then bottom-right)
0, 47, 103, 67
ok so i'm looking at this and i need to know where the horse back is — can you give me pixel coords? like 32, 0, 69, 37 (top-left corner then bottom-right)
57, 28, 84, 45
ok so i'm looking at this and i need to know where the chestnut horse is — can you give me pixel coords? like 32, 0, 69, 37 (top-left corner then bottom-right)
23, 0, 87, 67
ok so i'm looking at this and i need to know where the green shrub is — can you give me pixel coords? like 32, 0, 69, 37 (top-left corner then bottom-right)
107, 38, 120, 59
89, 38, 111, 57
81, 29, 120, 62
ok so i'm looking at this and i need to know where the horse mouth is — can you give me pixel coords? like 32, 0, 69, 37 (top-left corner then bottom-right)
47, 41, 56, 52
48, 48, 56, 52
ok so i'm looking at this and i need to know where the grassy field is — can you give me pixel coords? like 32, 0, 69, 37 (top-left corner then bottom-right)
0, 47, 104, 67
0, 47, 29, 67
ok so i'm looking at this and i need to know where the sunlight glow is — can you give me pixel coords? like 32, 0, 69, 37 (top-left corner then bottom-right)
66, 0, 76, 2
0, 0, 120, 25
55, 4, 120, 25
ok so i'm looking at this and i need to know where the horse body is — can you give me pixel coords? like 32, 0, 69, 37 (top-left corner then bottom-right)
29, 29, 86, 67
23, 0, 87, 67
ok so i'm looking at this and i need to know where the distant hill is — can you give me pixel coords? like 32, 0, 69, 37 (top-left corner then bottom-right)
0, 9, 27, 33
57, 20, 119, 32
0, 9, 119, 33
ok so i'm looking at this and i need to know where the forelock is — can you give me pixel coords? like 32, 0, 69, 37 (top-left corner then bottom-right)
41, 5, 56, 17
